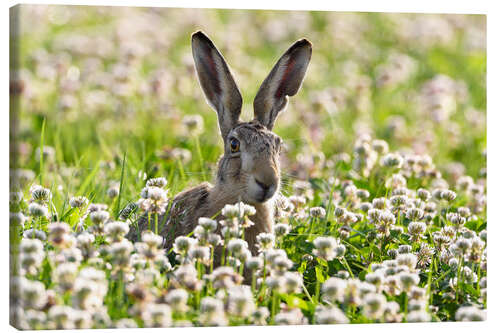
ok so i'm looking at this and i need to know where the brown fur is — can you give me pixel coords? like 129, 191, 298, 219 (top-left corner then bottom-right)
128, 31, 311, 256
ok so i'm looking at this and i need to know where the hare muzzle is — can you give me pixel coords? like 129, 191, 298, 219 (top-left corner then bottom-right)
249, 162, 279, 203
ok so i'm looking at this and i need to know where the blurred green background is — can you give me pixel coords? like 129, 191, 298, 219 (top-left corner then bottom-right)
10, 5, 486, 208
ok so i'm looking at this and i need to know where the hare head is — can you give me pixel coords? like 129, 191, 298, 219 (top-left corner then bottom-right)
192, 31, 312, 205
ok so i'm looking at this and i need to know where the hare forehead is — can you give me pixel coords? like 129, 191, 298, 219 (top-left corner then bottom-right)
233, 122, 280, 153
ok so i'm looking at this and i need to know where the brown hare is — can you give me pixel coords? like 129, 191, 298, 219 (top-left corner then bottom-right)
131, 31, 312, 254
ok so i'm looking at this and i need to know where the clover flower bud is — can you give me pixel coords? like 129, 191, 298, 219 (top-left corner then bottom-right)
313, 236, 343, 261
416, 189, 431, 201
372, 140, 389, 154
69, 196, 89, 209
165, 289, 189, 313
198, 217, 217, 232
455, 306, 486, 321
274, 223, 291, 237
440, 189, 457, 201
90, 210, 110, 225
30, 185, 52, 203
309, 206, 326, 218
363, 292, 387, 319
256, 233, 275, 251
146, 177, 168, 188
382, 153, 404, 168
251, 307, 270, 325
322, 277, 346, 302
28, 202, 49, 218
315, 305, 349, 324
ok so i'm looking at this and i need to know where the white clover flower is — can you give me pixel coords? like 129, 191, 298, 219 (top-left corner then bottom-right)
385, 173, 407, 189
90, 210, 110, 225
182, 114, 204, 134
315, 305, 349, 324
271, 255, 293, 276
146, 177, 168, 188
28, 202, 48, 218
146, 186, 167, 201
274, 223, 291, 237
207, 233, 222, 248
455, 305, 486, 321
417, 188, 431, 201
69, 196, 89, 209
408, 299, 427, 312
251, 307, 270, 325
10, 191, 24, 204
20, 278, 48, 310
313, 236, 343, 261
227, 239, 248, 256
322, 277, 346, 302
309, 206, 326, 218
406, 310, 431, 322
24, 309, 47, 330
47, 222, 73, 248
227, 285, 255, 317
283, 271, 303, 294
54, 262, 79, 292
382, 153, 404, 168
363, 292, 387, 319
141, 230, 164, 248
11, 212, 27, 228
188, 245, 211, 264
406, 207, 424, 220
107, 185, 120, 199
115, 318, 139, 328
198, 217, 217, 232
47, 305, 76, 330
274, 307, 308, 325
109, 239, 134, 268
372, 139, 389, 154
30, 185, 52, 203
210, 266, 243, 289
338, 211, 357, 225
452, 237, 471, 256
289, 195, 307, 209
440, 189, 457, 201
222, 202, 256, 219
246, 256, 263, 270
408, 221, 427, 242
20, 237, 44, 255
372, 198, 389, 209
396, 253, 418, 271
398, 272, 420, 292
165, 289, 189, 313
199, 297, 227, 326
142, 303, 172, 328
256, 233, 275, 251
173, 236, 197, 254
365, 271, 385, 291
104, 221, 129, 242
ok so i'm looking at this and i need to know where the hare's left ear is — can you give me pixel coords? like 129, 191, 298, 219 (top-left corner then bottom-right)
253, 39, 312, 130
192, 31, 242, 141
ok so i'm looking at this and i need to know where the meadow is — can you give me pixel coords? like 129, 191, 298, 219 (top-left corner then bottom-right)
10, 5, 486, 329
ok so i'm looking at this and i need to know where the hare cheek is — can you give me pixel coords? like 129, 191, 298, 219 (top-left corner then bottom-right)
248, 179, 264, 202
240, 152, 254, 174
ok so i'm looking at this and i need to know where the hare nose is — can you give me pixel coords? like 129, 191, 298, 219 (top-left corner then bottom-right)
255, 178, 272, 192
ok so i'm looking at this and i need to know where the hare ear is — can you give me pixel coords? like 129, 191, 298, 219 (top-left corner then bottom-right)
192, 31, 242, 141
253, 39, 312, 130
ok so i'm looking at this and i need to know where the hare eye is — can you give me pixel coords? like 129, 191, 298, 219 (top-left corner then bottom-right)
229, 138, 240, 153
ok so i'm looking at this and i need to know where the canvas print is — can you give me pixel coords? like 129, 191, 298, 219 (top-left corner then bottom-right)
9, 4, 486, 329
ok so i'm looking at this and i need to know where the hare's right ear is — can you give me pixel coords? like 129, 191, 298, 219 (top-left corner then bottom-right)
192, 31, 242, 141
253, 39, 312, 130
